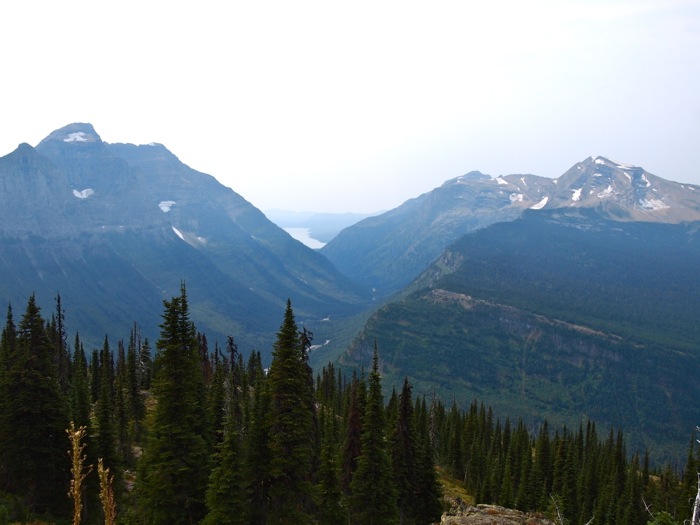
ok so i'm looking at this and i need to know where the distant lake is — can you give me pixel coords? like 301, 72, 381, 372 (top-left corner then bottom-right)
283, 227, 326, 249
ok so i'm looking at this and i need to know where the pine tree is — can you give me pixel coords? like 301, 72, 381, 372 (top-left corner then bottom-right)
341, 372, 365, 497
391, 377, 418, 524
136, 284, 210, 524
246, 361, 272, 525
413, 396, 443, 525
94, 336, 120, 486
203, 352, 247, 525
126, 326, 146, 442
316, 407, 345, 525
266, 299, 317, 523
69, 334, 91, 429
0, 294, 70, 516
51, 294, 71, 396
349, 344, 398, 524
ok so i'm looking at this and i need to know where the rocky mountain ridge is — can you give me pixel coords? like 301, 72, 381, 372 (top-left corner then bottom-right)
322, 156, 700, 297
0, 123, 367, 352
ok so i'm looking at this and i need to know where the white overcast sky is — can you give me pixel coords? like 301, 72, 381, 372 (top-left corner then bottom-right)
1, 1, 699, 213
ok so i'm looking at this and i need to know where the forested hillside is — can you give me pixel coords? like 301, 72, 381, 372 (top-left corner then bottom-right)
340, 210, 700, 467
0, 290, 698, 525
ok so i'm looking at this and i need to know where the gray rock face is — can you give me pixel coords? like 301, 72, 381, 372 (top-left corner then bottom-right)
440, 504, 555, 525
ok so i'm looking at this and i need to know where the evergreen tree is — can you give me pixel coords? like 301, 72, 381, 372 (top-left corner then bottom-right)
0, 294, 70, 516
341, 372, 365, 497
69, 334, 91, 430
391, 377, 418, 524
203, 353, 247, 525
412, 396, 443, 525
349, 344, 398, 524
51, 293, 71, 395
316, 407, 345, 525
246, 361, 272, 525
136, 284, 210, 524
267, 299, 317, 523
126, 326, 146, 441
94, 336, 120, 483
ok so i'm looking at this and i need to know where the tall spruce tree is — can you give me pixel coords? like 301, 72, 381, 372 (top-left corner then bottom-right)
94, 336, 120, 484
391, 377, 418, 524
316, 407, 345, 525
0, 294, 70, 516
349, 344, 398, 524
266, 299, 317, 523
136, 284, 210, 525
203, 351, 247, 525
246, 360, 272, 525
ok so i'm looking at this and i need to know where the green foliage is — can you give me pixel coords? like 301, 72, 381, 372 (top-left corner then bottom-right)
349, 346, 398, 524
0, 295, 70, 517
647, 510, 681, 525
0, 289, 697, 525
136, 284, 210, 525
266, 300, 317, 523
346, 213, 700, 465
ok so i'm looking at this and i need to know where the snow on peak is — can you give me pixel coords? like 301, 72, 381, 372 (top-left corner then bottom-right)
73, 188, 94, 199
495, 176, 508, 186
571, 188, 582, 202
530, 196, 549, 210
597, 185, 613, 199
594, 157, 606, 165
172, 226, 185, 240
64, 132, 89, 143
159, 200, 176, 212
639, 198, 670, 211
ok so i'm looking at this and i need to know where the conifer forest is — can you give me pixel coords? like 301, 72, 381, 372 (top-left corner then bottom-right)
0, 287, 698, 525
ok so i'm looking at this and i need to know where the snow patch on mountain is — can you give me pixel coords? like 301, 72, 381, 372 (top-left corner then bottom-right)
64, 132, 89, 143
495, 176, 508, 186
571, 188, 582, 202
509, 193, 524, 203
639, 198, 670, 211
531, 196, 548, 210
172, 226, 185, 240
159, 201, 176, 212
73, 188, 94, 199
598, 185, 613, 199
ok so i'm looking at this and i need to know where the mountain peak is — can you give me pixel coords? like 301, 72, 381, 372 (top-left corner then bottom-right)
37, 123, 102, 147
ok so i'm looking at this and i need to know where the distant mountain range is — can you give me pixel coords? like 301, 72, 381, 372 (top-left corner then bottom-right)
321, 156, 700, 297
0, 123, 368, 354
311, 156, 700, 463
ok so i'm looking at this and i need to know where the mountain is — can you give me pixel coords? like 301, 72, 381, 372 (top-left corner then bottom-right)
338, 209, 700, 462
0, 123, 368, 355
321, 156, 700, 297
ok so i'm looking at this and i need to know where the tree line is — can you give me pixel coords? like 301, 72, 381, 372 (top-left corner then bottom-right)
0, 288, 697, 524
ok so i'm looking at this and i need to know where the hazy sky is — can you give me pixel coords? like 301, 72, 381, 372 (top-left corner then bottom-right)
1, 1, 698, 213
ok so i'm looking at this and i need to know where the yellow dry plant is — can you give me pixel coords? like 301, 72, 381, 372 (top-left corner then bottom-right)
66, 422, 92, 525
97, 458, 117, 525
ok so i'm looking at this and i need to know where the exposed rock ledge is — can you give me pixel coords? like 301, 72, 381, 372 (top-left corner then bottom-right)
440, 503, 555, 525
